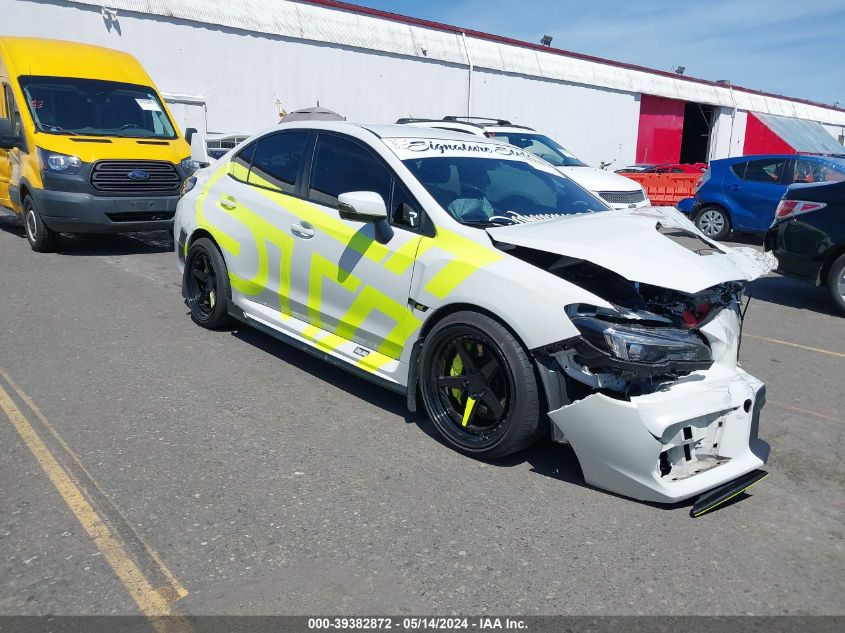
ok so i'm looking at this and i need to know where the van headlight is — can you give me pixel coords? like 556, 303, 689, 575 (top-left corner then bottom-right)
179, 157, 202, 176
38, 148, 83, 175
180, 176, 197, 196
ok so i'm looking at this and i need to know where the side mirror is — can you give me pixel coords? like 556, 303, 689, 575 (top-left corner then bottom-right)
190, 129, 209, 164
185, 127, 197, 144
0, 118, 20, 150
338, 191, 388, 222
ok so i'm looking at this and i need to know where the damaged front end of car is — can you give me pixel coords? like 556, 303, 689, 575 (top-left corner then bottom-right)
529, 254, 770, 505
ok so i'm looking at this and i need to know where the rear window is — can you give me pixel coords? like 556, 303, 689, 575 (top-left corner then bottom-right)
732, 158, 787, 183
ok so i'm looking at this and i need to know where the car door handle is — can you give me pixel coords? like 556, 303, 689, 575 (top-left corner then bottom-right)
727, 184, 741, 191
219, 195, 237, 210
291, 222, 315, 239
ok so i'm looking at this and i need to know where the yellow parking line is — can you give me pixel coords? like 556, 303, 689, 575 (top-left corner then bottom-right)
0, 369, 188, 603
768, 399, 842, 422
0, 375, 191, 633
744, 334, 845, 359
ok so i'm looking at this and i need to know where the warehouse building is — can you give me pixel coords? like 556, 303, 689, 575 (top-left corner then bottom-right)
3, 0, 845, 167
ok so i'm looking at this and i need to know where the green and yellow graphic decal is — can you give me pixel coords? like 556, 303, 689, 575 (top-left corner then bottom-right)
191, 162, 503, 373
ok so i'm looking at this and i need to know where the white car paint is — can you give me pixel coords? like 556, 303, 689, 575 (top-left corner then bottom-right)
556, 165, 650, 209
175, 122, 772, 505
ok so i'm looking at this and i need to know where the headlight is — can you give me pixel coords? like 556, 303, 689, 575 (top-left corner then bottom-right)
572, 316, 712, 365
180, 176, 197, 196
179, 157, 201, 176
38, 148, 82, 175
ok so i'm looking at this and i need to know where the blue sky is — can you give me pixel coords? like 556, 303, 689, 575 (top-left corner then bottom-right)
353, 0, 845, 106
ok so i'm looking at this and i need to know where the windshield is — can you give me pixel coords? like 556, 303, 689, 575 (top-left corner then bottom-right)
488, 132, 586, 167
404, 156, 609, 226
19, 76, 177, 139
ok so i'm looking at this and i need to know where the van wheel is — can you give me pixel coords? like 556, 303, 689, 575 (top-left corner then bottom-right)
695, 206, 731, 240
418, 311, 542, 459
827, 254, 845, 316
24, 196, 58, 253
184, 237, 234, 329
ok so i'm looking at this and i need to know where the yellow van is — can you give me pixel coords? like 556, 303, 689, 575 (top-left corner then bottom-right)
0, 37, 193, 251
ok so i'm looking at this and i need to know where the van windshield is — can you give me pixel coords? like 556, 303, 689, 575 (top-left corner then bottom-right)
19, 76, 177, 139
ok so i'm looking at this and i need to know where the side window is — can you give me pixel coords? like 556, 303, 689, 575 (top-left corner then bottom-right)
389, 180, 422, 230
229, 141, 257, 183
792, 158, 845, 184
2, 84, 21, 136
729, 162, 747, 179
308, 135, 392, 208
248, 131, 309, 193
739, 158, 786, 183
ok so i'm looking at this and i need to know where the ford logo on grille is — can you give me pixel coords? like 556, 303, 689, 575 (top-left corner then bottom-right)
127, 169, 151, 181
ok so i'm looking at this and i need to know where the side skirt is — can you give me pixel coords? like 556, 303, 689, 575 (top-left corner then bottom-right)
227, 303, 408, 397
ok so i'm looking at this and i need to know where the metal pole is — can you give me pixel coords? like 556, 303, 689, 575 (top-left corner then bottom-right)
461, 31, 473, 117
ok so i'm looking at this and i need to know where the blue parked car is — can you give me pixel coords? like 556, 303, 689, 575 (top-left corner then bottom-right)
681, 154, 845, 240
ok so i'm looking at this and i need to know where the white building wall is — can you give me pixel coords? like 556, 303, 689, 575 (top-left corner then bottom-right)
2, 0, 640, 166
709, 107, 748, 160
470, 70, 640, 166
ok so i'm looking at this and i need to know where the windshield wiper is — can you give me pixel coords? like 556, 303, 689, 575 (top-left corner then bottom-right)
42, 125, 78, 136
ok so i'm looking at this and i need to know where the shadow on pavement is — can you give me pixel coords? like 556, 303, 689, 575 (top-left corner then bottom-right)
725, 232, 765, 247
230, 322, 700, 511
0, 214, 25, 237
0, 217, 173, 255
57, 231, 174, 256
747, 274, 838, 316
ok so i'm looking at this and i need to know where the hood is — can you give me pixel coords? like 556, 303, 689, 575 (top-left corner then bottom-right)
557, 166, 644, 193
486, 206, 775, 295
37, 135, 190, 163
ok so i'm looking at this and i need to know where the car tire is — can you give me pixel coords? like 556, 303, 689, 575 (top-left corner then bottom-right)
695, 205, 731, 241
23, 195, 58, 253
184, 237, 235, 329
418, 311, 542, 459
827, 254, 845, 316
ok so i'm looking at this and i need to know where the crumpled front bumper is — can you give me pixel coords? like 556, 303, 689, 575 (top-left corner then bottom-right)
549, 365, 769, 504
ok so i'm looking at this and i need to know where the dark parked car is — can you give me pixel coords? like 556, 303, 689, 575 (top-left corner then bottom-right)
683, 154, 845, 240
764, 179, 845, 315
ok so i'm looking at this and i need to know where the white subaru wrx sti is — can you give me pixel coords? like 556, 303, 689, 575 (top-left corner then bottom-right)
175, 122, 773, 513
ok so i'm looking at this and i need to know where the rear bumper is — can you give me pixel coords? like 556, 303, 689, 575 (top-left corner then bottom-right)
31, 188, 177, 233
764, 225, 824, 285
549, 368, 769, 504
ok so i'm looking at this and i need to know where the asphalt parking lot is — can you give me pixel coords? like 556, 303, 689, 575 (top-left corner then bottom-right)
0, 219, 843, 618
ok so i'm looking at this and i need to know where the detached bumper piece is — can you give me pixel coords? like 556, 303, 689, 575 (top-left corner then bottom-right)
548, 369, 769, 504
691, 469, 769, 517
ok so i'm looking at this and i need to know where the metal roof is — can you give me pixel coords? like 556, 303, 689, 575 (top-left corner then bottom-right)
62, 0, 845, 127
755, 113, 845, 154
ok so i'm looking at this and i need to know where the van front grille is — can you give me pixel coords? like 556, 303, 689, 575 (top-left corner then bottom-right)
90, 160, 181, 196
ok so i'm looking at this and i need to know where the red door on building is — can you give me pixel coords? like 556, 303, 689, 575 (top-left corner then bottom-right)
636, 95, 685, 164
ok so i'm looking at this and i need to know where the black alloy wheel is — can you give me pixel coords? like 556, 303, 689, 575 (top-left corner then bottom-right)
184, 237, 234, 329
419, 312, 542, 458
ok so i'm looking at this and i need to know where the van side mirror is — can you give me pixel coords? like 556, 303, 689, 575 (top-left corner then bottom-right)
185, 127, 197, 144
0, 118, 21, 150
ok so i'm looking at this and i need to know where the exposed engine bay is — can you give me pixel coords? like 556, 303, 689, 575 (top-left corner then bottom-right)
486, 209, 772, 505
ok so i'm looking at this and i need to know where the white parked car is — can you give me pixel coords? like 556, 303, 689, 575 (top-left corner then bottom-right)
175, 122, 772, 514
396, 116, 650, 210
